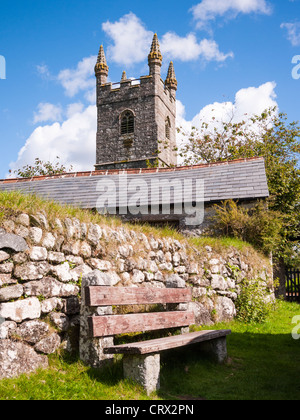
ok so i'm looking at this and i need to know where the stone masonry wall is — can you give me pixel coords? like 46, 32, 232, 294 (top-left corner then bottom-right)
95, 75, 177, 169
0, 211, 273, 379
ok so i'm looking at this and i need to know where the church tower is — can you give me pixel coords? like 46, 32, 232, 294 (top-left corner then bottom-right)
95, 34, 177, 170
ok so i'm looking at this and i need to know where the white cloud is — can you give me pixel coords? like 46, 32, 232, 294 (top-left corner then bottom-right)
57, 56, 96, 98
102, 12, 153, 66
176, 81, 278, 163
102, 13, 233, 66
281, 22, 300, 46
84, 88, 96, 104
191, 81, 277, 128
233, 81, 277, 118
160, 32, 233, 62
191, 0, 272, 28
66, 102, 84, 118
10, 105, 97, 175
36, 57, 96, 104
33, 103, 63, 124
36, 64, 52, 80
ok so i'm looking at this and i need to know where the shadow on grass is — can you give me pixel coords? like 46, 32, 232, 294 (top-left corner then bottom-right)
51, 351, 124, 387
158, 331, 300, 400
58, 329, 300, 400
86, 359, 124, 387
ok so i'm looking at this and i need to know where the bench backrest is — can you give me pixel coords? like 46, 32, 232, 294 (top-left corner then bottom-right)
85, 286, 194, 338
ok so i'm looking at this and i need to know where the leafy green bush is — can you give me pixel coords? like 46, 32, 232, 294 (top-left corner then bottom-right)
210, 200, 284, 256
235, 278, 274, 323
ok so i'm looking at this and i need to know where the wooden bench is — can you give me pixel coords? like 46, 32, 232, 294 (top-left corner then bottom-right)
82, 285, 231, 395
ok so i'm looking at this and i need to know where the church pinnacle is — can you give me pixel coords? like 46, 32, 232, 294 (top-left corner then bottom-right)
165, 61, 177, 92
148, 33, 162, 76
148, 33, 163, 62
121, 71, 127, 82
95, 45, 109, 83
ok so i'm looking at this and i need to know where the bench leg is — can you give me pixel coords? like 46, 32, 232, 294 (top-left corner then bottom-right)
198, 337, 228, 364
80, 273, 115, 368
123, 353, 160, 395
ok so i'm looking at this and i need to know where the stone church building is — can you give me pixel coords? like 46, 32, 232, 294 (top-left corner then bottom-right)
95, 34, 177, 170
0, 34, 269, 231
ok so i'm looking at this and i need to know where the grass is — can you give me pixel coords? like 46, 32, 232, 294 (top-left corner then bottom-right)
0, 355, 150, 401
0, 190, 116, 228
0, 190, 282, 399
190, 235, 254, 253
0, 190, 265, 256
0, 300, 299, 400
162, 299, 300, 400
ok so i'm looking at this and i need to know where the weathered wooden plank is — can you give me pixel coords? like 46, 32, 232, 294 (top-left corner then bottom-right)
104, 330, 231, 355
89, 311, 195, 337
85, 286, 192, 307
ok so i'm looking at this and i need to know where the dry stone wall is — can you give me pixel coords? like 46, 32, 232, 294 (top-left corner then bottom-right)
0, 211, 273, 379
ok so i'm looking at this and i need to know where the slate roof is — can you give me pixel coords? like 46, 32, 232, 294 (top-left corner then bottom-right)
0, 157, 269, 209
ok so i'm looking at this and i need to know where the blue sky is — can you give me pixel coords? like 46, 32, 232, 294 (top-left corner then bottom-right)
0, 0, 300, 179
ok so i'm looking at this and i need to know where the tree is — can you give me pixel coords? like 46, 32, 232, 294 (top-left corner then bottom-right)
10, 157, 74, 178
178, 107, 300, 268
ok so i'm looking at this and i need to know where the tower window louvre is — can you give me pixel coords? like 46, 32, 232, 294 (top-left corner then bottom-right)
121, 111, 135, 135
165, 117, 171, 140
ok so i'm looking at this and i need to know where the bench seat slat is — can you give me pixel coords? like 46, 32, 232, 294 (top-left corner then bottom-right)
85, 286, 192, 306
89, 311, 195, 337
104, 330, 232, 355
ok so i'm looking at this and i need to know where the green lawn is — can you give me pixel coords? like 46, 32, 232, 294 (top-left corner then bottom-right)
162, 300, 300, 400
0, 300, 299, 400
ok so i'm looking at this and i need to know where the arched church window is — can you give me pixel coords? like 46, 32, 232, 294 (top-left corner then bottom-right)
121, 111, 135, 135
165, 117, 171, 140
